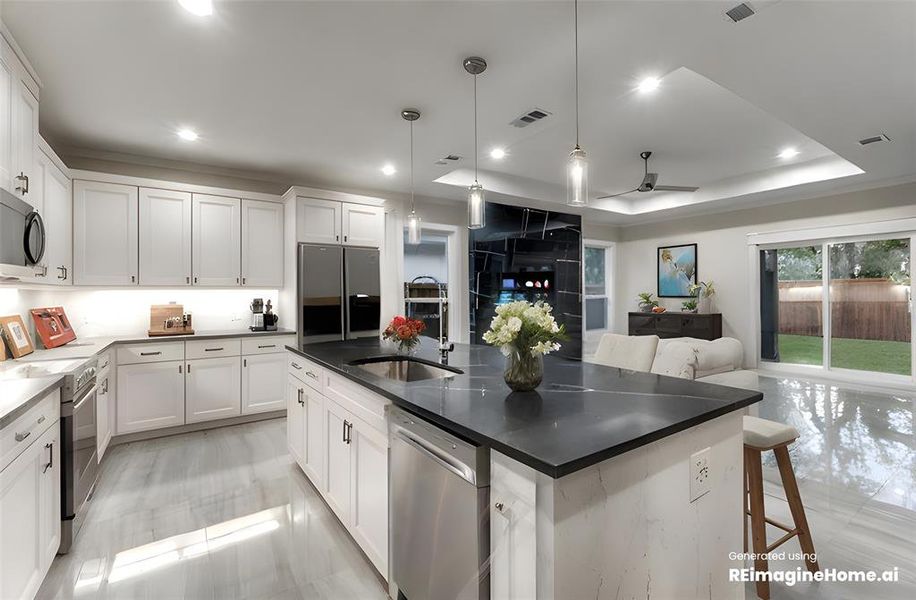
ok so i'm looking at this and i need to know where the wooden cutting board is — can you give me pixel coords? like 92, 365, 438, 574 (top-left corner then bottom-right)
148, 304, 194, 336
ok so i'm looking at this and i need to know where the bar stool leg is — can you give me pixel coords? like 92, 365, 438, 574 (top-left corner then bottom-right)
774, 445, 819, 572
745, 446, 770, 600
744, 455, 749, 553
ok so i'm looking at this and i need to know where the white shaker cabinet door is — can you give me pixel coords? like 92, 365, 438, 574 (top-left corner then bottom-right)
10, 77, 37, 203
192, 194, 240, 286
349, 416, 389, 575
139, 188, 192, 286
303, 388, 324, 489
489, 453, 538, 600
241, 199, 283, 287
96, 373, 111, 460
117, 361, 185, 434
0, 53, 12, 194
287, 373, 305, 467
186, 357, 241, 423
323, 398, 352, 524
296, 197, 341, 244
37, 149, 72, 285
73, 180, 139, 285
39, 424, 61, 571
342, 203, 383, 248
241, 353, 286, 414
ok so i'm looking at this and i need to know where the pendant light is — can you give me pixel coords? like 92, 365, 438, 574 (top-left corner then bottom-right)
464, 56, 487, 229
566, 0, 588, 207
402, 109, 422, 245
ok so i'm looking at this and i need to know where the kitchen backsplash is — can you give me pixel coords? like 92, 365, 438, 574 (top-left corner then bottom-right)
0, 286, 279, 343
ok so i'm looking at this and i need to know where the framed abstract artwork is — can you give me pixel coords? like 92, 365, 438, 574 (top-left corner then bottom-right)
657, 243, 697, 297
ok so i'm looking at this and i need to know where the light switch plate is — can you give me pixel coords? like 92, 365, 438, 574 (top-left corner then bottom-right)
690, 447, 711, 502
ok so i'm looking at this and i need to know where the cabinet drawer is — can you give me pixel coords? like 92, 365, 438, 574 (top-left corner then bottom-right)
1, 389, 60, 472
242, 335, 296, 355
324, 372, 388, 435
288, 354, 324, 392
117, 342, 185, 365
96, 349, 114, 373
186, 338, 241, 360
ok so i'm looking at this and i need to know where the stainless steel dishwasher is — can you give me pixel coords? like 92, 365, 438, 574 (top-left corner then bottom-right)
390, 406, 490, 600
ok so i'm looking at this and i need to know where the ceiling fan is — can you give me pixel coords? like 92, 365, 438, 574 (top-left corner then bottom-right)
596, 151, 699, 199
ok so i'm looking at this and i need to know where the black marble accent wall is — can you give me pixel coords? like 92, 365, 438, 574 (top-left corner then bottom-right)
469, 202, 582, 359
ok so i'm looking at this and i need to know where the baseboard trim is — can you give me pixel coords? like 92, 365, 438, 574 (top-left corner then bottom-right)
111, 410, 286, 445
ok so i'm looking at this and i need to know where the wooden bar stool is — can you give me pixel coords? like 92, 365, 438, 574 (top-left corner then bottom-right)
743, 416, 819, 600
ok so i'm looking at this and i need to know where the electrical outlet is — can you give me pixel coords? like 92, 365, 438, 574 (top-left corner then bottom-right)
690, 447, 711, 502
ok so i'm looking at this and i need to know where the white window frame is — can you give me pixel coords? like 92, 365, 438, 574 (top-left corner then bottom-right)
748, 221, 915, 390
583, 240, 615, 335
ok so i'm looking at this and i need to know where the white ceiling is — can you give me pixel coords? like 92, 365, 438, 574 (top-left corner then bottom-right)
3, 0, 915, 224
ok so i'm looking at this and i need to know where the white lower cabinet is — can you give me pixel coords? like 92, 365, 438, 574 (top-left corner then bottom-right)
186, 357, 241, 423
303, 387, 324, 489
96, 369, 113, 460
490, 452, 538, 600
287, 374, 306, 466
323, 398, 352, 524
117, 361, 185, 434
348, 416, 389, 573
0, 411, 60, 600
241, 353, 286, 414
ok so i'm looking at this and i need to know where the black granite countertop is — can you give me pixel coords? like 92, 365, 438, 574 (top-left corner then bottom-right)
287, 338, 762, 478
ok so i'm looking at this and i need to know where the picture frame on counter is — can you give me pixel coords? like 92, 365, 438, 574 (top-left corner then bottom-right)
0, 314, 35, 358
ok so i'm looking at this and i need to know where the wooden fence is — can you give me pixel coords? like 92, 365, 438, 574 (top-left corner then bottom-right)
778, 279, 911, 342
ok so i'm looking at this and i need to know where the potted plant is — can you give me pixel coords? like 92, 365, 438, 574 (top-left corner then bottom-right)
482, 301, 567, 392
637, 292, 659, 313
688, 281, 716, 313
681, 298, 698, 313
382, 315, 426, 354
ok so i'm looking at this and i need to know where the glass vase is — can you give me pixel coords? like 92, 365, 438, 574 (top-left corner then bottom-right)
504, 348, 543, 392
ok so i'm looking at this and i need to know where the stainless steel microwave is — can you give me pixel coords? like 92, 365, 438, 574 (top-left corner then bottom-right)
0, 187, 45, 269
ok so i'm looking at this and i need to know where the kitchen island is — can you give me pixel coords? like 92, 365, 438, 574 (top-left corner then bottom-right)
287, 338, 760, 599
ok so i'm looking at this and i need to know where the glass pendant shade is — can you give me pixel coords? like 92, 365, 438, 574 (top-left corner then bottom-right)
566, 146, 588, 206
406, 210, 421, 245
467, 183, 486, 229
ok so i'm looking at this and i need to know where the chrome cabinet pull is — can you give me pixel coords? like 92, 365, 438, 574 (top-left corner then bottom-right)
14, 430, 31, 442
204, 347, 224, 352
131, 275, 136, 283
243, 358, 247, 367
297, 388, 304, 406
186, 276, 190, 284
179, 364, 183, 374
305, 371, 318, 380
140, 351, 161, 356
291, 362, 302, 370
257, 344, 275, 349
344, 421, 353, 444
495, 501, 505, 513
242, 277, 246, 285
194, 276, 198, 284
43, 442, 53, 473
15, 172, 29, 194
342, 419, 348, 443
37, 415, 46, 424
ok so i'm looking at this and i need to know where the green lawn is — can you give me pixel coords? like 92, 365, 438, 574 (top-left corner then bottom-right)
777, 334, 912, 376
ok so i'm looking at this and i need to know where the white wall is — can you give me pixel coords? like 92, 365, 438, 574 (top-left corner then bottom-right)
614, 181, 916, 366
0, 285, 279, 343
404, 237, 449, 283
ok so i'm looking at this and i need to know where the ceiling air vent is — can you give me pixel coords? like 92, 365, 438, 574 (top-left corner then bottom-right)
726, 2, 756, 22
435, 154, 462, 165
510, 107, 552, 128
858, 134, 891, 146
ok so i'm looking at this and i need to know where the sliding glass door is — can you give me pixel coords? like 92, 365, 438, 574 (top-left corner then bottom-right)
760, 235, 914, 382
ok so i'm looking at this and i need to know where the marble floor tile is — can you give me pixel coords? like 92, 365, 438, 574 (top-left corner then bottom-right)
747, 375, 915, 600
36, 419, 387, 600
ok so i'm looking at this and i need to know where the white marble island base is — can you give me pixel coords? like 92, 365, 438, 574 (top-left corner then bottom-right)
490, 412, 745, 600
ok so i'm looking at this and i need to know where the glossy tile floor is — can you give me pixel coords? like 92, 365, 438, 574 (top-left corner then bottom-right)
750, 375, 915, 600
36, 418, 387, 600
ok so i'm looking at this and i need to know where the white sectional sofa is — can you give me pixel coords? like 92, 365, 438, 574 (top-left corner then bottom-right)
593, 333, 759, 390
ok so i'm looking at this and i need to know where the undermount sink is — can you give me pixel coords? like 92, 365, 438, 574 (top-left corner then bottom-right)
348, 356, 463, 382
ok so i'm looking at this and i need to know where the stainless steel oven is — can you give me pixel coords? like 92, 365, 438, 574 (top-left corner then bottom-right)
59, 359, 98, 553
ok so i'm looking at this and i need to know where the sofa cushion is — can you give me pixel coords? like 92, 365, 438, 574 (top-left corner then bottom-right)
593, 333, 659, 372
650, 342, 698, 380
656, 336, 743, 378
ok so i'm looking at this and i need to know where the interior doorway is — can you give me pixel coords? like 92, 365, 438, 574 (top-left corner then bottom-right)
401, 223, 464, 344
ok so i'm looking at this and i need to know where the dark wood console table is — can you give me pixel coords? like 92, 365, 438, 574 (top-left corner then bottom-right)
627, 312, 722, 340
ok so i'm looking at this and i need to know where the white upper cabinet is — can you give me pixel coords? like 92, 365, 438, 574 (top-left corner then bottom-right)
342, 203, 383, 247
297, 197, 341, 245
36, 148, 71, 285
241, 199, 283, 287
296, 197, 383, 248
192, 194, 241, 286
139, 188, 192, 286
0, 51, 13, 195
10, 77, 37, 202
73, 181, 139, 286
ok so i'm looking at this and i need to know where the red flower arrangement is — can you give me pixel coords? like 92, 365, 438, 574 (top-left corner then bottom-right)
382, 315, 426, 353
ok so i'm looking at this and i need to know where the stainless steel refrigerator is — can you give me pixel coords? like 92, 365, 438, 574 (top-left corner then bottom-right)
297, 243, 381, 345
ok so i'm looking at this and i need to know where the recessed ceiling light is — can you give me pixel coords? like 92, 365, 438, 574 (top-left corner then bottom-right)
637, 77, 660, 93
778, 147, 800, 159
381, 164, 396, 176
177, 128, 199, 141
179, 0, 213, 16
490, 148, 506, 160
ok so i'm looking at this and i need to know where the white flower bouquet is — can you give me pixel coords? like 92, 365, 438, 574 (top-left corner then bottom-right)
482, 301, 567, 391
